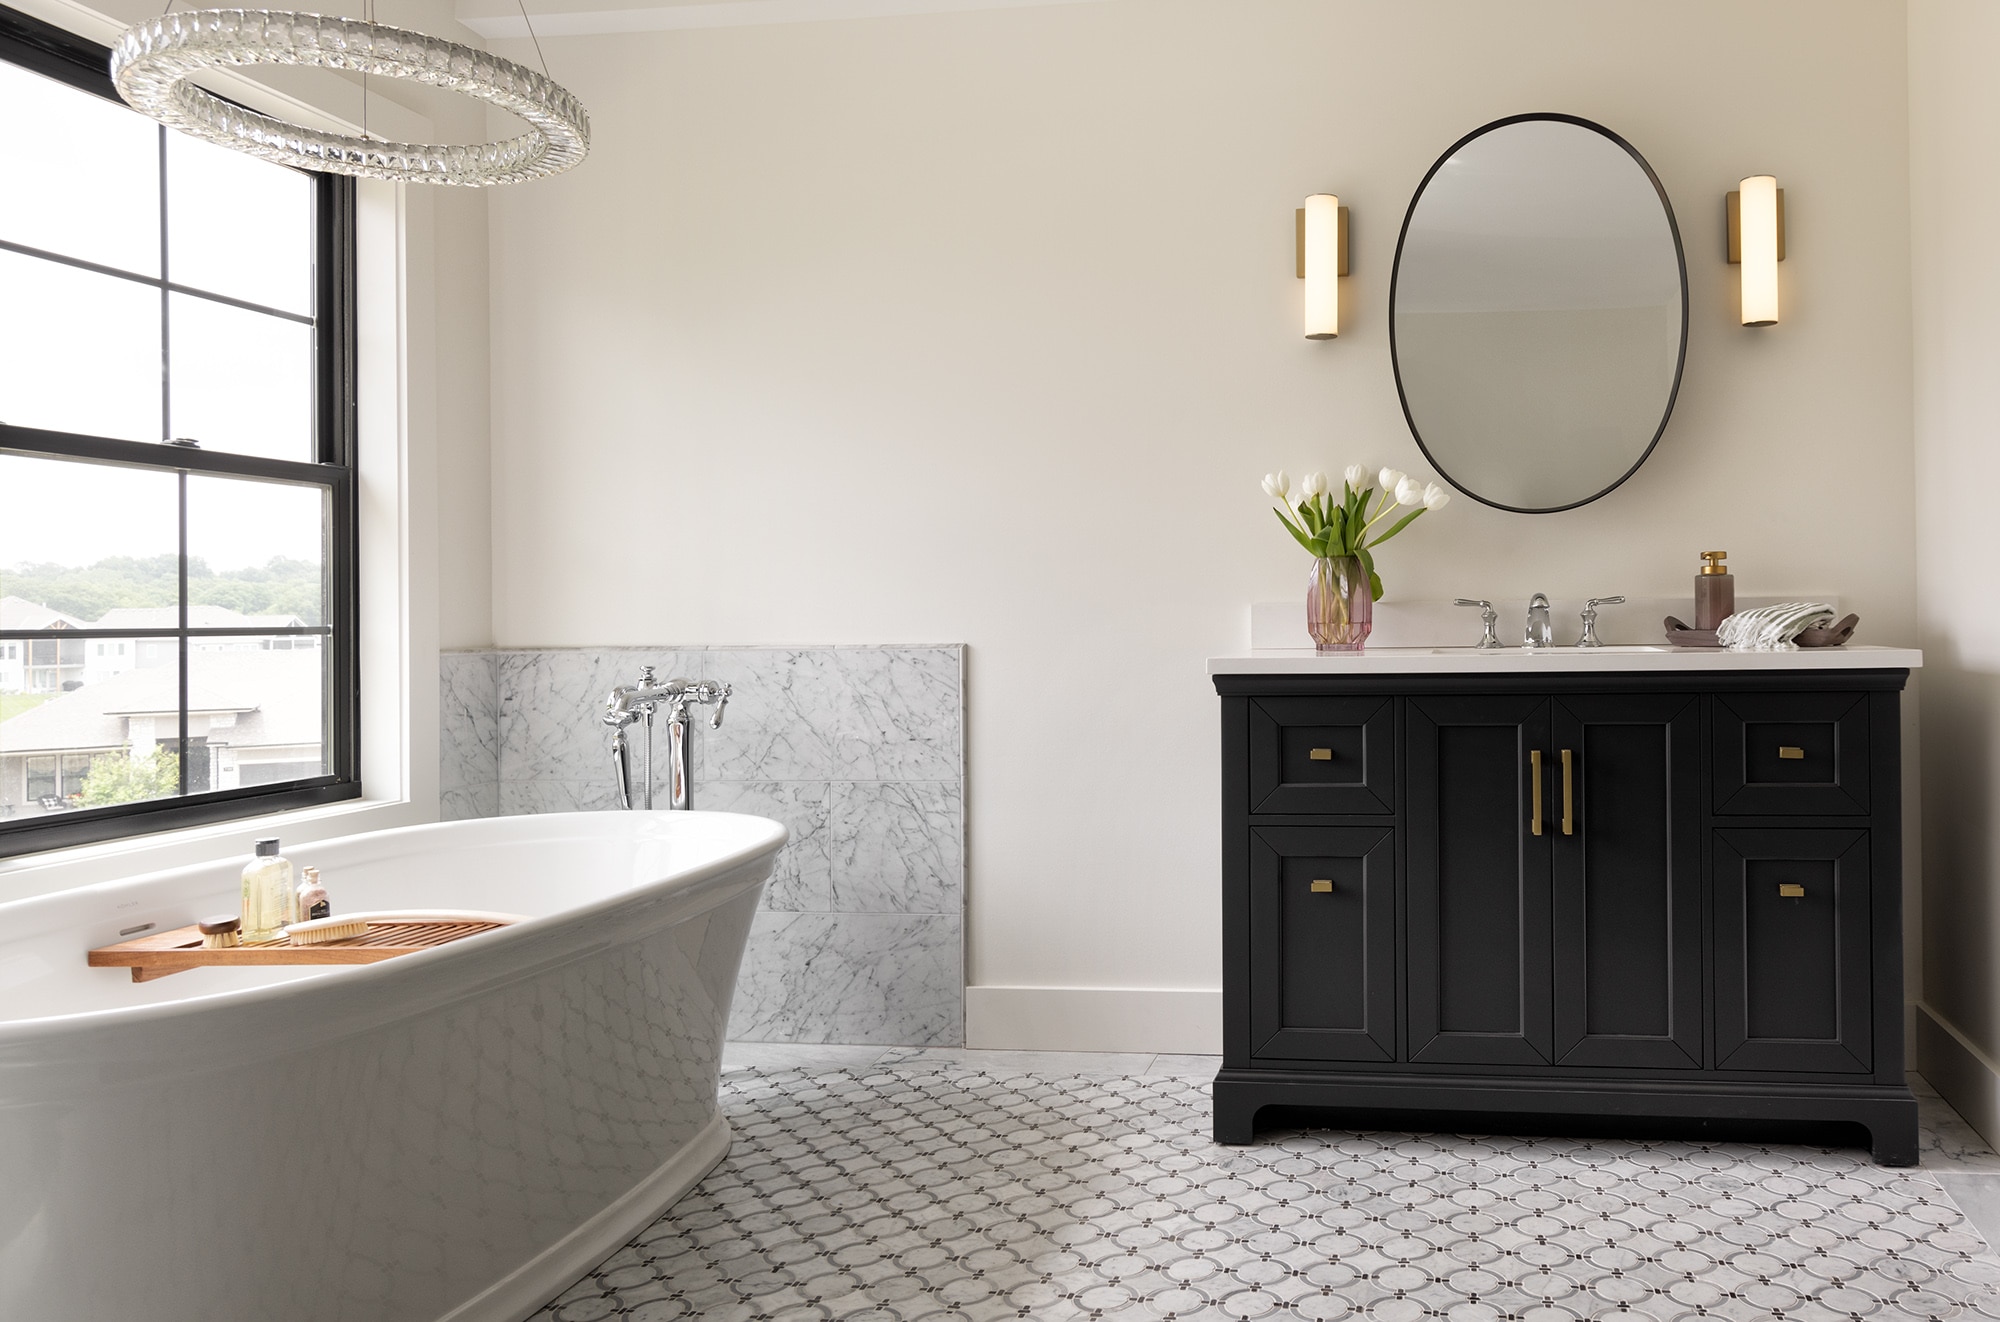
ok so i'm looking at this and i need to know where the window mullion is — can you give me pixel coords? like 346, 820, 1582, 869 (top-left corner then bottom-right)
177, 470, 189, 799
158, 124, 171, 444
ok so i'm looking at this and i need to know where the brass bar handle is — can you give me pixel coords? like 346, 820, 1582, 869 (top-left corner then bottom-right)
1779, 883, 1805, 897
1561, 748, 1574, 836
1530, 750, 1543, 836
1310, 879, 1333, 893
1778, 746, 1805, 760
1308, 748, 1333, 761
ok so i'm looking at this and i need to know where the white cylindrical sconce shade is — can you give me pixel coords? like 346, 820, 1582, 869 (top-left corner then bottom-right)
1303, 193, 1340, 339
1739, 174, 1779, 326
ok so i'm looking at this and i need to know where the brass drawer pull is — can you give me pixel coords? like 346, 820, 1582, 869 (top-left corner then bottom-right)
1561, 748, 1574, 837
1778, 746, 1805, 760
1310, 879, 1333, 893
1530, 750, 1544, 836
1308, 748, 1333, 761
1779, 883, 1806, 897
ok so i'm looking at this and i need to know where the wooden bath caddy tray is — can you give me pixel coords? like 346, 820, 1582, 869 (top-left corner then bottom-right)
88, 913, 518, 983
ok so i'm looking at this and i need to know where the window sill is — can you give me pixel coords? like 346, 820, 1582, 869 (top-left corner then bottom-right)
0, 794, 432, 906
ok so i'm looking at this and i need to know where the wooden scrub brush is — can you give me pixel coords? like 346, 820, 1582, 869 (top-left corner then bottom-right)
286, 914, 368, 944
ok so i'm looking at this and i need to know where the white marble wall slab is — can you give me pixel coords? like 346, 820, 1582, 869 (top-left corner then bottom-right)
728, 912, 962, 1046
830, 780, 962, 913
441, 644, 965, 1045
439, 651, 499, 822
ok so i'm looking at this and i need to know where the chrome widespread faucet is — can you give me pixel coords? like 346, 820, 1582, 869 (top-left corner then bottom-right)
1523, 593, 1553, 648
602, 665, 731, 810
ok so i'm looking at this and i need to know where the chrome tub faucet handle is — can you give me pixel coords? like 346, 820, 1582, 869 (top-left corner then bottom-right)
1576, 596, 1626, 648
1454, 599, 1502, 650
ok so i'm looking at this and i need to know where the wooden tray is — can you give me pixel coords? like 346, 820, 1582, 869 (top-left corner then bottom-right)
89, 917, 509, 983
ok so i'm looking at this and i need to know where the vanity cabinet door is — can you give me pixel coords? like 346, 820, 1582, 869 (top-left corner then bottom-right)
1713, 829, 1872, 1073
1406, 696, 1554, 1065
1248, 826, 1396, 1062
1550, 696, 1703, 1069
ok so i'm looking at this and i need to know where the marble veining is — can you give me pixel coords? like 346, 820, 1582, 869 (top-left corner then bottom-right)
728, 911, 962, 1046
830, 780, 963, 913
695, 780, 832, 912
439, 651, 499, 821
443, 645, 966, 1045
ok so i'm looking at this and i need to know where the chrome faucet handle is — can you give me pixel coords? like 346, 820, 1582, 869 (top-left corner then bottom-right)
1454, 599, 1502, 650
709, 684, 731, 730
1576, 595, 1627, 648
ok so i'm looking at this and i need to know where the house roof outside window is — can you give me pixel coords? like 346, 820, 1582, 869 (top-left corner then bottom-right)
0, 652, 322, 756
0, 597, 87, 631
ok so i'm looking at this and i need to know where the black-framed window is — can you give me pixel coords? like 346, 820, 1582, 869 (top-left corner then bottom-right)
0, 4, 358, 855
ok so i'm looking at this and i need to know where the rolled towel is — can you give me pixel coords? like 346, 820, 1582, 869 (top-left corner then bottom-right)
1716, 602, 1836, 652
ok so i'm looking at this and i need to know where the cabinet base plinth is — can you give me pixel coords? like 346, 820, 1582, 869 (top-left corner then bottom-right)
1212, 1070, 1920, 1167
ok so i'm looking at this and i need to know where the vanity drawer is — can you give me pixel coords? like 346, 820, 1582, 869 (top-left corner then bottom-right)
1246, 696, 1395, 815
1713, 692, 1870, 816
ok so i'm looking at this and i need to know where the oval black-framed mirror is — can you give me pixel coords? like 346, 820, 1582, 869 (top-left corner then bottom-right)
1389, 113, 1688, 514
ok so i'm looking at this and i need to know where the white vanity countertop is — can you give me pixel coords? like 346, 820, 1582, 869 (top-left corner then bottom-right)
1209, 645, 1923, 676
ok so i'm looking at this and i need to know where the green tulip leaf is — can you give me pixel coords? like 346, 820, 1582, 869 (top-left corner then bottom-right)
1274, 509, 1318, 556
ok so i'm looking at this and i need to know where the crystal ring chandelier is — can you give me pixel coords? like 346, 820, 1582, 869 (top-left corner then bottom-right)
112, 10, 589, 186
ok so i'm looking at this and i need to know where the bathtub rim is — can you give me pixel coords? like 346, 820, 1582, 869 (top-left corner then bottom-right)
0, 810, 787, 1051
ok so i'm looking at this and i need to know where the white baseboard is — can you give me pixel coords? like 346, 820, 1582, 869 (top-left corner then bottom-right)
439, 1112, 731, 1322
1916, 1001, 2000, 1152
966, 985, 1221, 1054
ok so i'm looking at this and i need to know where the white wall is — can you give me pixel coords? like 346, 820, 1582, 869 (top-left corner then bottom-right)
1909, 0, 2000, 1143
485, 0, 1918, 1047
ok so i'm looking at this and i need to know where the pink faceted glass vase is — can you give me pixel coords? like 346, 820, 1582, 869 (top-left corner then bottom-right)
1307, 555, 1372, 652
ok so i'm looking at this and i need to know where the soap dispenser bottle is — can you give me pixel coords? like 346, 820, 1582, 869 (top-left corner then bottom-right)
1696, 550, 1735, 631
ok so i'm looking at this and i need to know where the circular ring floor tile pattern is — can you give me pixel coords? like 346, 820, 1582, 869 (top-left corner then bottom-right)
534, 1068, 2000, 1321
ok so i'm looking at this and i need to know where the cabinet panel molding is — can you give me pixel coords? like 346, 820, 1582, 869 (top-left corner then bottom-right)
1713, 828, 1872, 1073
1406, 696, 1554, 1066
1247, 825, 1396, 1062
1246, 696, 1396, 815
1551, 695, 1703, 1069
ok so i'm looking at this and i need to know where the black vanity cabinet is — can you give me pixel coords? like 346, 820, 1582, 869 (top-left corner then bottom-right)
1215, 665, 1917, 1165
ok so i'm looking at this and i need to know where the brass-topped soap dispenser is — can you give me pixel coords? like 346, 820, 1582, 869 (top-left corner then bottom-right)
1696, 550, 1735, 631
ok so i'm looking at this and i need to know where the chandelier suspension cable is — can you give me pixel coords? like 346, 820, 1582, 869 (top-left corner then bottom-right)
515, 0, 549, 78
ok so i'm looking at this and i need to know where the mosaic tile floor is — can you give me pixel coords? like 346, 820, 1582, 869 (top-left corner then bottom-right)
534, 1053, 2000, 1321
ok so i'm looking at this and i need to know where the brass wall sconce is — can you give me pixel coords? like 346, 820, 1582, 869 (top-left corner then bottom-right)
1296, 193, 1349, 339
1727, 175, 1784, 326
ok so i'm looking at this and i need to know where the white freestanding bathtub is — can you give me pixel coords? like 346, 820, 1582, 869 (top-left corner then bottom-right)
0, 810, 784, 1322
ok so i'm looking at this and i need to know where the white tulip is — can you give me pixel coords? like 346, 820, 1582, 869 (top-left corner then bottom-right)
1261, 470, 1292, 503
1344, 464, 1370, 492
1379, 468, 1406, 494
1423, 482, 1450, 511
1395, 476, 1425, 506
1301, 471, 1329, 499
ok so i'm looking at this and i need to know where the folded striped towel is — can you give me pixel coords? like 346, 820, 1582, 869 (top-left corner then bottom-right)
1716, 602, 1837, 652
